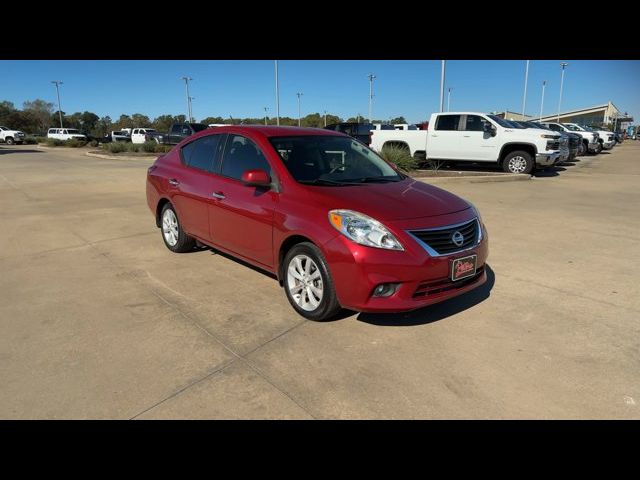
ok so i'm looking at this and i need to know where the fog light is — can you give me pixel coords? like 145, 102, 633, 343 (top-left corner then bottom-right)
372, 283, 400, 297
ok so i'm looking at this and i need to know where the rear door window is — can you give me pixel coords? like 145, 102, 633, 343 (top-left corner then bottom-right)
180, 134, 223, 172
435, 115, 462, 131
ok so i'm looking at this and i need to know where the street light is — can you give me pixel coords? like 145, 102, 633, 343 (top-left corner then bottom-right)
522, 60, 530, 117
539, 80, 546, 121
557, 62, 568, 122
51, 80, 63, 128
296, 92, 303, 127
439, 60, 446, 112
274, 60, 280, 126
264, 107, 269, 126
368, 73, 376, 122
447, 87, 452, 112
181, 76, 193, 123
189, 97, 195, 122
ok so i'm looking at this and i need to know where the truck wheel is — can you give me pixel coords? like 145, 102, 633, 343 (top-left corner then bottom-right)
502, 151, 533, 174
577, 142, 586, 156
590, 142, 602, 155
5, 137, 14, 145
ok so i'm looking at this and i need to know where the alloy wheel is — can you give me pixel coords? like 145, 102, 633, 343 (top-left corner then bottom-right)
162, 209, 179, 246
286, 254, 324, 311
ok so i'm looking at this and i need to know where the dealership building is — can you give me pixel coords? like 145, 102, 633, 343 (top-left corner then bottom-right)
495, 101, 634, 132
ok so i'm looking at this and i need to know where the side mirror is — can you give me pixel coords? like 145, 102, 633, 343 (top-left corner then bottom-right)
483, 122, 496, 137
241, 169, 271, 187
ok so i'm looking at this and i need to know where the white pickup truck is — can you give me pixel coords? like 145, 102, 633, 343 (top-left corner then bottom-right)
370, 112, 562, 174
0, 126, 26, 145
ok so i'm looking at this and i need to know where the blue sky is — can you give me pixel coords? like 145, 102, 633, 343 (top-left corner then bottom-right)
1, 60, 638, 124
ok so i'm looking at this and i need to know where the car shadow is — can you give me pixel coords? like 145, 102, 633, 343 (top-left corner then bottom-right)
356, 264, 495, 326
0, 147, 43, 155
196, 244, 278, 280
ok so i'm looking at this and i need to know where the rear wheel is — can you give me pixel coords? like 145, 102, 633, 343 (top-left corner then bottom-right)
160, 203, 196, 253
283, 242, 341, 321
502, 151, 533, 174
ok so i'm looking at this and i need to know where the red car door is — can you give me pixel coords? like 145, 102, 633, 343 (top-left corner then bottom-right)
169, 134, 225, 242
207, 133, 277, 268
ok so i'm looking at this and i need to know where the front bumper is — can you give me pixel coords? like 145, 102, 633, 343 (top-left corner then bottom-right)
602, 140, 615, 150
322, 211, 489, 313
536, 151, 560, 167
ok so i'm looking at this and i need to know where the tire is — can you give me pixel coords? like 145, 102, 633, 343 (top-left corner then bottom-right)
578, 142, 586, 156
282, 242, 342, 321
160, 202, 196, 253
502, 150, 534, 174
591, 142, 602, 155
5, 137, 14, 145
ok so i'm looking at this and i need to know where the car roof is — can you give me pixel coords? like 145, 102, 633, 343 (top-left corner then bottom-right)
202, 125, 349, 138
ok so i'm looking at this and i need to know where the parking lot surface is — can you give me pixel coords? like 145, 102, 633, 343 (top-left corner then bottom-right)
1, 144, 639, 419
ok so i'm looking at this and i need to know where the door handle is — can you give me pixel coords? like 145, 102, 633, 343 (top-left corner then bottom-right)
168, 179, 180, 186
463, 135, 471, 137
431, 134, 438, 137
211, 192, 225, 200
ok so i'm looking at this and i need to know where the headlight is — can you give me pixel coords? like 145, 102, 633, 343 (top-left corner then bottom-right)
540, 134, 558, 139
328, 209, 404, 251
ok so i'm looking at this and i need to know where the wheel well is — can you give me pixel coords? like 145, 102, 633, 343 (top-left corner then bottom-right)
499, 144, 536, 164
155, 198, 170, 227
277, 235, 315, 285
383, 141, 410, 151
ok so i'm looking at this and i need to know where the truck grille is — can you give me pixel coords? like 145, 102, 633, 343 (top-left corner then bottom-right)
408, 218, 480, 256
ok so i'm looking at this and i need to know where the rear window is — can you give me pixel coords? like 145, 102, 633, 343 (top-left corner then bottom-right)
435, 115, 461, 131
180, 134, 223, 172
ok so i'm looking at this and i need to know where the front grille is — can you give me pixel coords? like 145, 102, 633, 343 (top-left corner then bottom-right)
608, 135, 614, 141
408, 218, 479, 256
547, 140, 561, 150
413, 265, 485, 298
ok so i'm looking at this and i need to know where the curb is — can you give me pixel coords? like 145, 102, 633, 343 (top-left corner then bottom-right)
415, 173, 531, 185
85, 151, 158, 161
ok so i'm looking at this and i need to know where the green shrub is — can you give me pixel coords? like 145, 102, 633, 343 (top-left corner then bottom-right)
66, 138, 87, 148
126, 143, 140, 153
24, 137, 38, 145
88, 140, 99, 148
154, 144, 172, 154
141, 141, 157, 153
46, 138, 65, 147
378, 144, 419, 172
107, 142, 126, 153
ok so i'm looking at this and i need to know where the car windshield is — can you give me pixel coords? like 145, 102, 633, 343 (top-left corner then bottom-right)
190, 124, 208, 132
563, 124, 583, 131
487, 115, 518, 128
269, 135, 404, 186
530, 122, 551, 130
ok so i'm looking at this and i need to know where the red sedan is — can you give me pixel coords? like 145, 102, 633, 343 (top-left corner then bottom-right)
146, 126, 488, 320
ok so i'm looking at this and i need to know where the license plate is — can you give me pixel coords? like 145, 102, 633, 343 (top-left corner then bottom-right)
451, 254, 477, 281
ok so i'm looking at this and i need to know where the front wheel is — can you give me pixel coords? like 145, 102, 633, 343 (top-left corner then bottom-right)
283, 242, 342, 321
577, 142, 586, 156
502, 151, 533, 174
160, 203, 196, 253
5, 137, 14, 145
591, 142, 602, 155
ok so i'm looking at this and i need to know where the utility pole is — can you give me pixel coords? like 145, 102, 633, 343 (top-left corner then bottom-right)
439, 61, 446, 112
447, 87, 452, 112
296, 92, 303, 127
557, 62, 568, 122
324, 110, 327, 127
367, 73, 376, 122
264, 107, 269, 125
181, 76, 193, 122
522, 60, 530, 117
51, 80, 64, 128
274, 60, 280, 126
189, 97, 195, 122
539, 80, 546, 121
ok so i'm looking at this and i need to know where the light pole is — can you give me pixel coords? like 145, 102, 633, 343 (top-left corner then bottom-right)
367, 73, 376, 122
324, 110, 327, 127
274, 60, 280, 126
189, 97, 195, 122
264, 107, 269, 126
539, 80, 546, 121
296, 92, 303, 126
439, 60, 446, 113
447, 87, 452, 112
557, 62, 568, 122
522, 60, 530, 117
181, 76, 193, 122
51, 80, 63, 128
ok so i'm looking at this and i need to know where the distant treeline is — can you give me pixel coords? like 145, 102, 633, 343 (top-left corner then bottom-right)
0, 99, 411, 136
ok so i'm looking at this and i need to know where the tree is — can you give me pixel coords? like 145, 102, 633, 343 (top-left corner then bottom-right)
115, 115, 132, 130
23, 99, 54, 134
94, 116, 112, 137
131, 113, 151, 127
153, 114, 177, 132
389, 116, 407, 124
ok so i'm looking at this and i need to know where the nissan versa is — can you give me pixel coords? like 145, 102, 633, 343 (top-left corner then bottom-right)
146, 126, 489, 320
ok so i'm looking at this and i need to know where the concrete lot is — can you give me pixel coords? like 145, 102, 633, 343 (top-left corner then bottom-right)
1, 143, 639, 419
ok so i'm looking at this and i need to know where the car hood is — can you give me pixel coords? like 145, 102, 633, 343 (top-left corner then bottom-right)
307, 177, 471, 221
504, 127, 561, 139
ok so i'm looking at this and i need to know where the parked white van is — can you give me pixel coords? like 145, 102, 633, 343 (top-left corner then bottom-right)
47, 128, 87, 141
